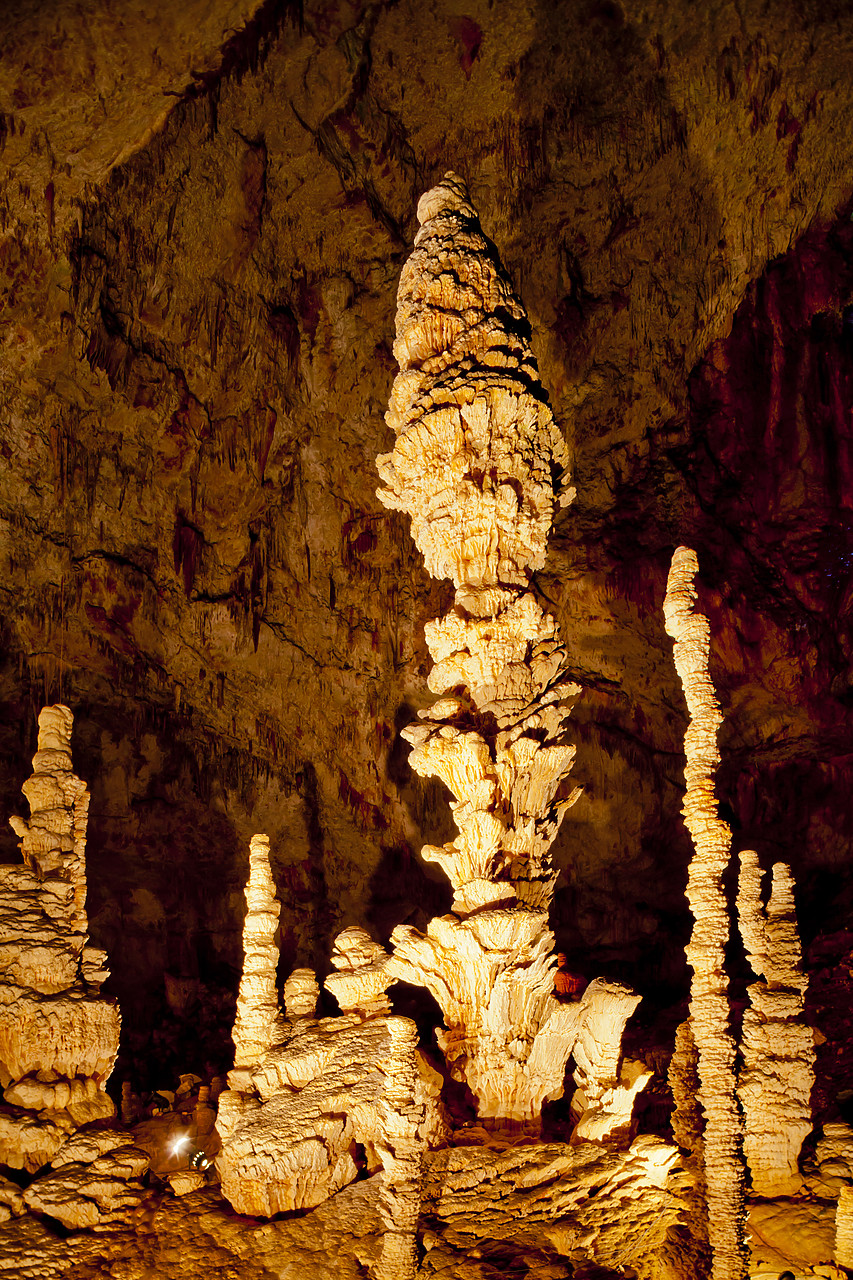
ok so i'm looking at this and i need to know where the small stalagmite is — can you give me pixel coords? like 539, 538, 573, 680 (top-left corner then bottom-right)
0, 705, 120, 1171
217, 853, 427, 1276
737, 849, 815, 1196
379, 171, 646, 1133
571, 979, 652, 1144
663, 548, 748, 1280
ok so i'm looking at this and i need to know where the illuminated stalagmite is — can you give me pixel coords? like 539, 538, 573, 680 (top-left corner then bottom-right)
217, 849, 426, 1275
663, 548, 748, 1280
736, 849, 814, 1196
378, 172, 645, 1132
0, 705, 120, 1171
227, 834, 282, 1081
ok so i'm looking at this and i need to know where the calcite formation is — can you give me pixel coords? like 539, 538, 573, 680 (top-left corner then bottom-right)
228, 833, 282, 1081
0, 706, 120, 1170
379, 171, 640, 1131
736, 849, 815, 1196
570, 979, 652, 1144
663, 548, 748, 1280
217, 847, 425, 1275
22, 1128, 149, 1230
423, 1134, 691, 1278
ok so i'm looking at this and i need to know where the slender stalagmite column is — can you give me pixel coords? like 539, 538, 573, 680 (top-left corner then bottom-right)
662, 547, 747, 1280
377, 173, 630, 1128
216, 834, 280, 1144
229, 834, 281, 1075
737, 850, 814, 1195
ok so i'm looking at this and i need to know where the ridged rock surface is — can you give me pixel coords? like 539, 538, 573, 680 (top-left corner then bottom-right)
381, 172, 647, 1131
662, 547, 747, 1280
737, 849, 815, 1197
0, 706, 119, 1171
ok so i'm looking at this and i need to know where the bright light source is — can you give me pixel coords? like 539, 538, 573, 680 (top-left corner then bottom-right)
170, 1134, 190, 1157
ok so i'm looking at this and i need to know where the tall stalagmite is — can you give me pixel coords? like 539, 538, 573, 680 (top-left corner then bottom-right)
662, 547, 747, 1280
378, 172, 629, 1128
737, 850, 814, 1196
215, 833, 281, 1151
0, 705, 120, 1171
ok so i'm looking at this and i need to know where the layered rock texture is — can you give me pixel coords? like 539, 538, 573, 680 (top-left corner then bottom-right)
663, 548, 747, 1280
217, 837, 425, 1275
380, 171, 618, 1129
737, 849, 815, 1197
0, 706, 119, 1171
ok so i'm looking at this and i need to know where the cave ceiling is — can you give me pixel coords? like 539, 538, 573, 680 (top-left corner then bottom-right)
2, 0, 853, 1082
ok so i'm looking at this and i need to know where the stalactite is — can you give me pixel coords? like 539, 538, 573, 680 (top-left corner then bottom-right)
662, 546, 748, 1280
736, 849, 815, 1196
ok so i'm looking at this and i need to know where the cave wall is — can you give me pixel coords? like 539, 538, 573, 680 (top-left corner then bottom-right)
3, 0, 853, 1080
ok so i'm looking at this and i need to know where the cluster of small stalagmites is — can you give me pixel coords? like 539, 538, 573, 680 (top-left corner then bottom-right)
736, 850, 815, 1196
663, 549, 748, 1280
0, 706, 120, 1172
379, 173, 622, 1131
217, 850, 429, 1277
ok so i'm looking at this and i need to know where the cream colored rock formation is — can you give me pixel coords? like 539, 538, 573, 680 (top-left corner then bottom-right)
217, 860, 426, 1275
668, 1018, 704, 1156
423, 1133, 691, 1277
22, 1128, 149, 1230
663, 547, 748, 1280
379, 171, 646, 1133
736, 849, 815, 1196
570, 979, 652, 1144
836, 1185, 853, 1269
0, 705, 119, 1171
229, 834, 282, 1079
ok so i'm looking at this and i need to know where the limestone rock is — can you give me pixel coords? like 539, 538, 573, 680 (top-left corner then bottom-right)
836, 1184, 853, 1269
379, 172, 591, 1131
229, 834, 281, 1073
0, 707, 119, 1169
669, 1018, 704, 1156
663, 547, 747, 1280
737, 849, 815, 1197
218, 860, 424, 1276
23, 1127, 149, 1230
423, 1134, 689, 1277
167, 1170, 206, 1197
570, 978, 652, 1143
377, 170, 571, 590
747, 1198, 838, 1275
324, 925, 393, 1017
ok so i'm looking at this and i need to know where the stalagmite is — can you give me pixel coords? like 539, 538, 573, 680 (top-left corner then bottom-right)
737, 849, 815, 1195
838, 1186, 853, 1270
216, 871, 427, 1275
379, 171, 645, 1133
229, 834, 282, 1078
663, 547, 748, 1280
570, 979, 653, 1144
0, 705, 120, 1171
